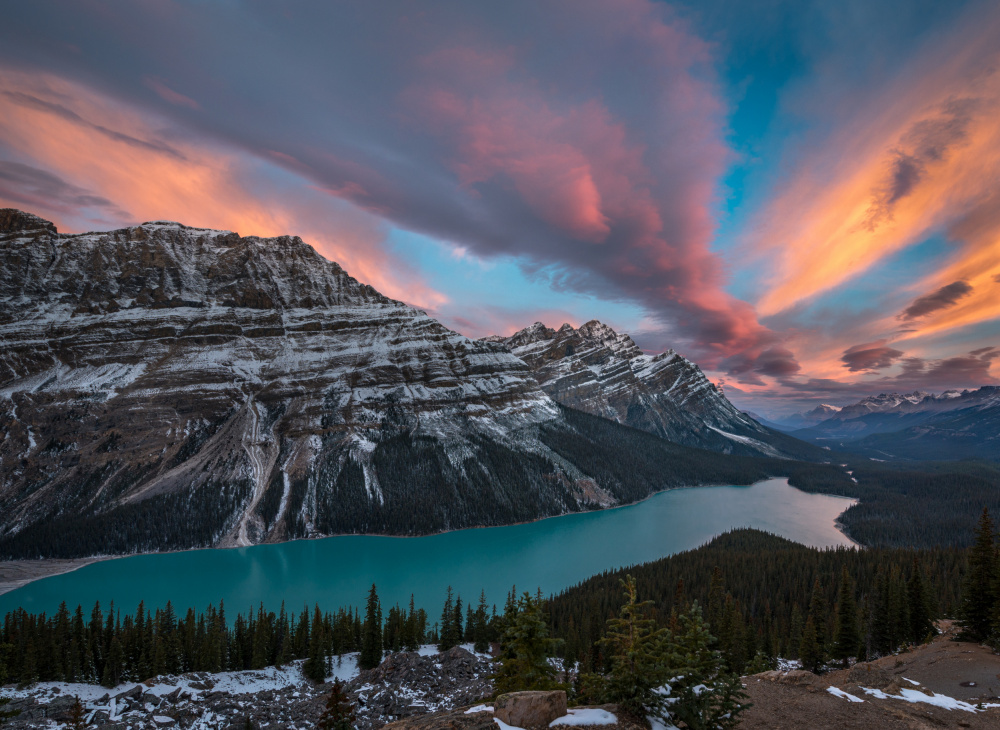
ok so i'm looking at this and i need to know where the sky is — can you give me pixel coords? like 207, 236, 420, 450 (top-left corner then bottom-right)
1, 0, 998, 418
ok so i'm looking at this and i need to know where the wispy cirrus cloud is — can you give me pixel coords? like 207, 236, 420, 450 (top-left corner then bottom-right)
747, 5, 1000, 329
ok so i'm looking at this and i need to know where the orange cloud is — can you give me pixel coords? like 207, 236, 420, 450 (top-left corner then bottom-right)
750, 9, 1000, 333
0, 69, 448, 312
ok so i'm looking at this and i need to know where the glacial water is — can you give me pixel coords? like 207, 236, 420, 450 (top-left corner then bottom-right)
0, 478, 855, 617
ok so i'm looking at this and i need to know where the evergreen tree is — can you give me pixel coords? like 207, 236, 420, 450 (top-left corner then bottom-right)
600, 575, 669, 719
493, 592, 562, 694
303, 622, 328, 684
438, 587, 455, 652
831, 568, 860, 667
450, 595, 464, 649
359, 584, 383, 670
798, 616, 823, 673
661, 603, 749, 730
473, 591, 491, 654
403, 596, 420, 652
788, 604, 803, 660
101, 637, 123, 688
807, 578, 827, 652
958, 507, 998, 642
317, 679, 356, 730
67, 696, 86, 730
907, 559, 935, 645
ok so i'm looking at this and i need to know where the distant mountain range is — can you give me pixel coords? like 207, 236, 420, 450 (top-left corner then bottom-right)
0, 209, 815, 559
776, 387, 1000, 461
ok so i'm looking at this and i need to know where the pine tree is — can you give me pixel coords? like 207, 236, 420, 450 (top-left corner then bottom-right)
907, 558, 935, 645
303, 621, 328, 684
807, 578, 827, 652
438, 587, 455, 652
831, 568, 860, 667
450, 595, 464, 649
473, 591, 490, 654
403, 595, 419, 652
958, 507, 998, 642
359, 584, 383, 670
706, 567, 724, 634
101, 637, 123, 688
493, 592, 562, 695
600, 575, 669, 719
799, 616, 823, 673
67, 696, 86, 729
661, 602, 749, 730
317, 679, 356, 730
788, 604, 803, 660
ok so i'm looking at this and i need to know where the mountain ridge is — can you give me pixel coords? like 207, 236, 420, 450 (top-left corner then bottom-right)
484, 320, 824, 460
0, 209, 799, 559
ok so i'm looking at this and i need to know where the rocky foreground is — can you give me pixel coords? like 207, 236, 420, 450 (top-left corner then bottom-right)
4, 626, 1000, 729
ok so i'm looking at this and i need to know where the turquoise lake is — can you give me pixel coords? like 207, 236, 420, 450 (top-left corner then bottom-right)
0, 478, 855, 617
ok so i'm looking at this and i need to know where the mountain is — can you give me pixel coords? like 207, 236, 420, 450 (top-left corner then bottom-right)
841, 395, 1000, 461
483, 321, 823, 459
0, 209, 779, 559
790, 387, 1000, 441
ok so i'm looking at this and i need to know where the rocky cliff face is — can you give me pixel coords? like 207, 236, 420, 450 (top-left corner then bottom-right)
0, 211, 624, 558
485, 321, 809, 458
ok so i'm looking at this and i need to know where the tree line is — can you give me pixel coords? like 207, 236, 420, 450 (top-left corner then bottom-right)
0, 594, 429, 687
2, 518, 994, 700
548, 528, 964, 676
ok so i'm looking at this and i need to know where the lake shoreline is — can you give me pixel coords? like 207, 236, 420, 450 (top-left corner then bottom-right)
0, 477, 858, 599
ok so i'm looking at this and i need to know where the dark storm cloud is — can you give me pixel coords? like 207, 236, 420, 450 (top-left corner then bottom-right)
899, 280, 973, 320
840, 341, 904, 372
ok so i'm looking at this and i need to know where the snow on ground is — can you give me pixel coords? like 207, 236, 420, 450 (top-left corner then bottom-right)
775, 657, 802, 671
466, 704, 494, 714
550, 707, 618, 725
5, 680, 126, 704
827, 687, 864, 703
416, 642, 492, 659
859, 686, 981, 712
647, 716, 682, 730
4, 658, 329, 707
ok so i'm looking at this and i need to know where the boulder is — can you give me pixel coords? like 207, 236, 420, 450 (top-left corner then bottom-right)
756, 669, 820, 686
847, 663, 892, 689
42, 695, 79, 722
114, 684, 144, 701
494, 691, 568, 729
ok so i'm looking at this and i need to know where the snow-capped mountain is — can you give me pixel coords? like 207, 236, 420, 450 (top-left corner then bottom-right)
0, 210, 785, 559
483, 321, 819, 459
789, 387, 1000, 441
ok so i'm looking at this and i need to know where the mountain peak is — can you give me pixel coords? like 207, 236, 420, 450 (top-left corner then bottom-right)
484, 319, 808, 457
0, 208, 57, 235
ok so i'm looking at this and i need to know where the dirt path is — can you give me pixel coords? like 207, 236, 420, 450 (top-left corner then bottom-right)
740, 622, 1000, 729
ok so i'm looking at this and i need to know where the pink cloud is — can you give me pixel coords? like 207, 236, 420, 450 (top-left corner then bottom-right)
143, 76, 200, 109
